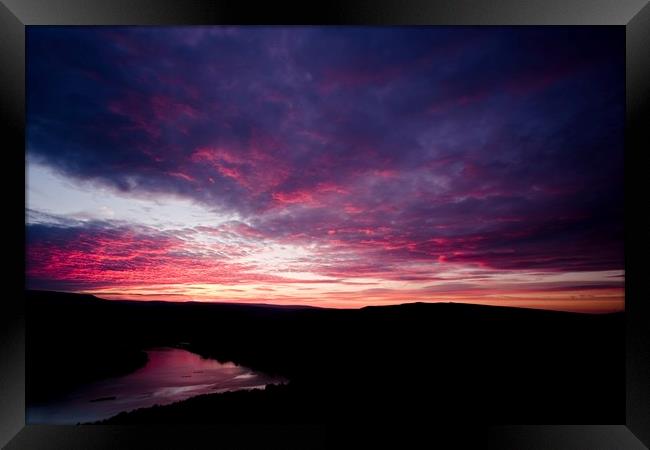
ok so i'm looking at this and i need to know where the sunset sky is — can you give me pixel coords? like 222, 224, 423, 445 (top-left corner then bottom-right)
26, 26, 624, 312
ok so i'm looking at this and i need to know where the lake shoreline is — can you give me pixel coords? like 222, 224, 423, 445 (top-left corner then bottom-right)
28, 347, 287, 425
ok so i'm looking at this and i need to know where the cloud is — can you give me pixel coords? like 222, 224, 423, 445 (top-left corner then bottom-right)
26, 221, 281, 291
25, 27, 625, 309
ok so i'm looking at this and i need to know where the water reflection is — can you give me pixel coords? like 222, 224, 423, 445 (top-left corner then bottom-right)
27, 347, 286, 424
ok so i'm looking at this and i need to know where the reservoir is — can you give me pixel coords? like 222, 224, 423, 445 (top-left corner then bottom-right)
27, 347, 286, 424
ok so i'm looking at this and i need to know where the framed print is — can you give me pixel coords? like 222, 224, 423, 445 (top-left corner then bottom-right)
1, 1, 648, 448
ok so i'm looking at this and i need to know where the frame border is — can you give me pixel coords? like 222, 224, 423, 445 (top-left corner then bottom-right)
2, 1, 648, 448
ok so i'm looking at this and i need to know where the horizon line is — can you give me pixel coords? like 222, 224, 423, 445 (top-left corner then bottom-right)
25, 289, 624, 315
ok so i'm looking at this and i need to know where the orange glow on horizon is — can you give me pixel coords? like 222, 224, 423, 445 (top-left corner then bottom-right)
83, 286, 624, 314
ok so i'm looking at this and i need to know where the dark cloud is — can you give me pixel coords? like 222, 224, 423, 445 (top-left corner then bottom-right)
27, 26, 624, 283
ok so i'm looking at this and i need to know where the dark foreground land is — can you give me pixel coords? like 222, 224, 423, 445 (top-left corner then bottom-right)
27, 290, 624, 424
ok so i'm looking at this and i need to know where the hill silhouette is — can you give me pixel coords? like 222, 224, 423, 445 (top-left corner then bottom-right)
26, 290, 624, 424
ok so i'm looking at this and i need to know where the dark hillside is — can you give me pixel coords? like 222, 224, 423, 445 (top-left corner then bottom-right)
26, 290, 624, 423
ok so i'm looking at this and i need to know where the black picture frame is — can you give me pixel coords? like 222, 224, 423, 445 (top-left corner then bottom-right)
2, 1, 648, 448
